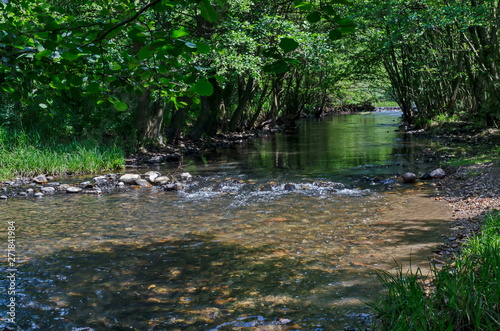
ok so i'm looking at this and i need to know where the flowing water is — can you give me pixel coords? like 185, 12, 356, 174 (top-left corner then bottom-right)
0, 111, 452, 330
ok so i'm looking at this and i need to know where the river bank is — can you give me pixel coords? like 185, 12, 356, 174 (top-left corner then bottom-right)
407, 125, 500, 258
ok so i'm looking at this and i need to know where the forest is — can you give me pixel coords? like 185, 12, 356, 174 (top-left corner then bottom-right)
1, 0, 500, 170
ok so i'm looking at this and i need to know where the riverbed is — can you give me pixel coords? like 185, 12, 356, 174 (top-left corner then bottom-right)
0, 111, 452, 330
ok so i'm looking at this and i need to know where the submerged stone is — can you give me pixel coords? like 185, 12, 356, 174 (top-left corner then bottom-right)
135, 179, 152, 188
80, 181, 93, 188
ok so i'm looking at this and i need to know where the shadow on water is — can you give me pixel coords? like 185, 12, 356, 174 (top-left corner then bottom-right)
7, 210, 451, 331
13, 235, 368, 330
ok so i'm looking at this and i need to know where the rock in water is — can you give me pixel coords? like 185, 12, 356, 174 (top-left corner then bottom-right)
402, 172, 417, 183
154, 176, 170, 185
66, 186, 83, 194
180, 172, 192, 180
119, 174, 141, 184
135, 179, 152, 187
430, 168, 446, 179
420, 173, 432, 180
144, 171, 161, 183
33, 174, 48, 184
93, 176, 107, 184
284, 183, 296, 191
164, 183, 178, 191
41, 187, 55, 194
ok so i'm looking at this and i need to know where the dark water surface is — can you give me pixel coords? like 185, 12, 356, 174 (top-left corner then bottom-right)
0, 111, 452, 330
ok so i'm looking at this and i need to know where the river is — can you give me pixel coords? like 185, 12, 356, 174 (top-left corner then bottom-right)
0, 111, 452, 330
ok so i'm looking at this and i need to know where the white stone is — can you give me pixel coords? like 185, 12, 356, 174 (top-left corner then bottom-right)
41, 187, 56, 193
119, 174, 141, 184
66, 186, 83, 193
144, 171, 161, 183
154, 176, 170, 184
180, 172, 192, 180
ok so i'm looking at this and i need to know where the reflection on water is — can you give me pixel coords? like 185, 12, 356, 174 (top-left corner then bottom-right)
0, 112, 452, 330
182, 111, 427, 180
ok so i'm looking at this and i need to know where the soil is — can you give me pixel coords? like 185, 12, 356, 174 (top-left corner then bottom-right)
414, 126, 500, 259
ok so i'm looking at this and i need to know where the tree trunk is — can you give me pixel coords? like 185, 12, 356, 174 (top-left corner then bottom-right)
189, 78, 222, 139
229, 75, 255, 132
166, 96, 191, 142
136, 88, 165, 147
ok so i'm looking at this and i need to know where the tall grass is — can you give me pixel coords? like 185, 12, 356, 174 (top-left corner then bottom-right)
372, 211, 500, 330
0, 128, 124, 180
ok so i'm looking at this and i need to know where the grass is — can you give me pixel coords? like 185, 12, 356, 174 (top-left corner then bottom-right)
374, 101, 400, 108
446, 155, 494, 168
0, 127, 125, 180
371, 211, 500, 330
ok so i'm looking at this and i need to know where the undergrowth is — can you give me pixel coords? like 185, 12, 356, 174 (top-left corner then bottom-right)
371, 211, 500, 330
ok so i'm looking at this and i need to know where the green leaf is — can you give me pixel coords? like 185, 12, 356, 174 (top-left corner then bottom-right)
137, 46, 154, 60
50, 75, 69, 90
69, 75, 83, 87
158, 64, 169, 74
159, 77, 170, 85
262, 47, 282, 59
294, 1, 314, 10
172, 26, 189, 39
1, 85, 15, 93
322, 4, 335, 15
199, 0, 218, 23
339, 26, 355, 34
194, 77, 214, 96
338, 18, 356, 27
35, 50, 52, 61
107, 26, 124, 39
196, 42, 211, 54
167, 45, 183, 57
279, 38, 299, 53
307, 11, 322, 23
328, 30, 343, 40
128, 30, 147, 45
61, 51, 80, 61
329, 0, 353, 5
109, 97, 128, 111
87, 82, 101, 94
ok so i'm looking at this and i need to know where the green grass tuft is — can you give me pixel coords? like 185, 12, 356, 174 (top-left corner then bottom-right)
0, 128, 124, 180
371, 211, 500, 330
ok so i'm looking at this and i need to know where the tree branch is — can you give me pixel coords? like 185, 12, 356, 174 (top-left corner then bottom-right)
87, 0, 164, 45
